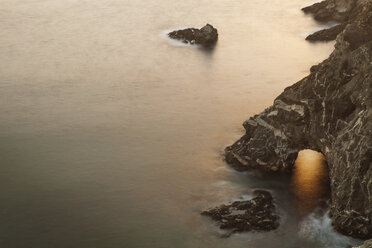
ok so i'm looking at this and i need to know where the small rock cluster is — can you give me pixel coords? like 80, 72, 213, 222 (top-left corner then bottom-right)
201, 190, 279, 233
168, 24, 218, 46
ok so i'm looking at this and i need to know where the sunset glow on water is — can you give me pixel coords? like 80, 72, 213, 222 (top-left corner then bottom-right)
292, 149, 330, 215
0, 0, 361, 247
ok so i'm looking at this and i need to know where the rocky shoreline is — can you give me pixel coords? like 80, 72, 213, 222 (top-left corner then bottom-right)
220, 0, 371, 241
302, 0, 370, 42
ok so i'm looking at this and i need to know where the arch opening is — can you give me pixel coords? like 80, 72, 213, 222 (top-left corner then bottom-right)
291, 149, 331, 215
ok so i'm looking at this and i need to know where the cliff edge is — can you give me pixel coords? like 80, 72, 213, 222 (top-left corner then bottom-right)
225, 0, 372, 239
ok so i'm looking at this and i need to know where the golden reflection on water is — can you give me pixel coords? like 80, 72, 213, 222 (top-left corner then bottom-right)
292, 149, 330, 215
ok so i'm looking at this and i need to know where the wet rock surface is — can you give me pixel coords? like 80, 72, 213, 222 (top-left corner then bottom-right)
168, 24, 218, 46
201, 190, 279, 234
225, 0, 372, 240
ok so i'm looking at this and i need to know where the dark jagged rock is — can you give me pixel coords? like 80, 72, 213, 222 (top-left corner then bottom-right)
306, 23, 346, 41
302, 0, 357, 23
302, 0, 365, 42
225, 0, 372, 239
168, 24, 218, 46
201, 190, 279, 233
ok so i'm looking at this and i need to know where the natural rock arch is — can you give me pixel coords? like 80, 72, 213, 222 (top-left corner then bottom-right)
225, 0, 372, 239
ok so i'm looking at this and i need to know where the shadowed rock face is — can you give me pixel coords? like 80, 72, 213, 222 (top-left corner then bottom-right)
302, 0, 367, 42
302, 0, 357, 23
201, 190, 279, 234
225, 0, 372, 239
168, 24, 218, 46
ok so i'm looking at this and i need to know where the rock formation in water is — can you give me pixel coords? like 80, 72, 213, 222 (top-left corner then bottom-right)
202, 190, 279, 234
168, 24, 218, 46
225, 0, 372, 239
303, 0, 368, 42
302, 0, 357, 23
306, 23, 346, 41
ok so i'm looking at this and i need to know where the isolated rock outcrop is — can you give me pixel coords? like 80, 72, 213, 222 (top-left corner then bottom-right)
225, 0, 372, 239
202, 190, 279, 234
168, 24, 218, 46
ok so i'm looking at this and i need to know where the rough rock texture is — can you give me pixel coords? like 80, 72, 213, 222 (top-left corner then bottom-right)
201, 190, 279, 233
225, 0, 372, 239
302, 0, 358, 22
303, 0, 363, 41
353, 239, 372, 248
168, 24, 218, 46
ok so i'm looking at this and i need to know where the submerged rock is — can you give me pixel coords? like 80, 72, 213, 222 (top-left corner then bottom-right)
168, 24, 218, 46
201, 190, 279, 233
225, 0, 372, 239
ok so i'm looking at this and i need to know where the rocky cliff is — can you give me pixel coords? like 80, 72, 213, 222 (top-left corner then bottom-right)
225, 0, 372, 239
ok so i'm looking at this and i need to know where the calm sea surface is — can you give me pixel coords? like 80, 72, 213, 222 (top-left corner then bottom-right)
0, 0, 362, 247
